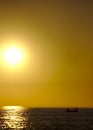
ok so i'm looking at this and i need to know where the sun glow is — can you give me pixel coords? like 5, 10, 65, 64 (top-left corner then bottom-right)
3, 47, 23, 65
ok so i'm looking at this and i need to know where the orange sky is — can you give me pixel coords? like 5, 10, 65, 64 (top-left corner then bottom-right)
0, 0, 93, 107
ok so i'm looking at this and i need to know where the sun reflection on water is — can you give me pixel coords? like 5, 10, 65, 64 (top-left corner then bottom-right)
1, 106, 27, 129
3, 106, 23, 110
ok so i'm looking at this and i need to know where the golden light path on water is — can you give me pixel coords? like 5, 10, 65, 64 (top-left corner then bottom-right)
1, 106, 27, 129
3, 106, 23, 110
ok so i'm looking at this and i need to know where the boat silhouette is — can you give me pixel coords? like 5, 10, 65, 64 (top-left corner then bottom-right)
66, 108, 79, 112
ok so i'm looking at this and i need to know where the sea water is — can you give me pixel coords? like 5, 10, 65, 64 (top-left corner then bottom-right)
0, 108, 93, 130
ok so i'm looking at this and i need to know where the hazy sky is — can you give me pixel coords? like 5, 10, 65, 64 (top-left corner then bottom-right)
0, 0, 93, 107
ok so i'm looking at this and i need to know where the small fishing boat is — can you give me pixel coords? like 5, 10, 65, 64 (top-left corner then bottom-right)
66, 108, 79, 112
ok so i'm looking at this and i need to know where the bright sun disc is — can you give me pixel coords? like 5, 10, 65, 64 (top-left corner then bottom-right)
4, 47, 23, 65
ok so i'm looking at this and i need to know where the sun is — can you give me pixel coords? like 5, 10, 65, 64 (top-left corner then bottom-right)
3, 47, 23, 65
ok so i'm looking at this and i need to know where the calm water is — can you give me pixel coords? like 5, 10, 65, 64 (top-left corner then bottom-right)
0, 107, 93, 130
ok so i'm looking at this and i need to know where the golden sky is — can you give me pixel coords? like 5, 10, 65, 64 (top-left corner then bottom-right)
0, 0, 93, 107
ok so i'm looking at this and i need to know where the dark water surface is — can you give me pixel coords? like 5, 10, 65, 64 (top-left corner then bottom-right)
0, 107, 93, 130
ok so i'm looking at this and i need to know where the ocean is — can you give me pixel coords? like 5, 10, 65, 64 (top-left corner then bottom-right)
0, 107, 93, 130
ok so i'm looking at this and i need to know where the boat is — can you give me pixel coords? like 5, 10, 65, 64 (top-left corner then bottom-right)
66, 108, 79, 112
